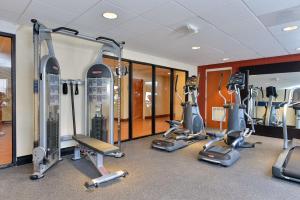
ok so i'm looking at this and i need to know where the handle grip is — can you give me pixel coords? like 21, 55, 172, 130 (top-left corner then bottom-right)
75, 83, 79, 95
218, 73, 223, 91
284, 89, 287, 101
96, 36, 124, 48
31, 19, 37, 24
175, 75, 179, 92
52, 27, 79, 35
260, 87, 264, 98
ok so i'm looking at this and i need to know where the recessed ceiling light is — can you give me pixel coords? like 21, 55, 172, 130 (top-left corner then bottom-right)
296, 47, 300, 51
283, 25, 298, 32
103, 12, 118, 19
223, 58, 230, 61
192, 46, 200, 50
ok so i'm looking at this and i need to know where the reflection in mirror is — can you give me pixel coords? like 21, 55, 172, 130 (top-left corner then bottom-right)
248, 72, 300, 129
103, 58, 129, 141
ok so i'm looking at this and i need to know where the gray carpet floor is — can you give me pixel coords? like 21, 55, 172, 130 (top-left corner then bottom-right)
0, 135, 300, 200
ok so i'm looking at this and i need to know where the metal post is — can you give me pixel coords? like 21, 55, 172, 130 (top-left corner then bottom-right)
33, 26, 40, 147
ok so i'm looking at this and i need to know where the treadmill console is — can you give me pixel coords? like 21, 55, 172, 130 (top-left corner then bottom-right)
186, 76, 198, 90
227, 72, 245, 91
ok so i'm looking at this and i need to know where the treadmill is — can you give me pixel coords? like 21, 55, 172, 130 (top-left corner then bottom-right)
272, 88, 300, 183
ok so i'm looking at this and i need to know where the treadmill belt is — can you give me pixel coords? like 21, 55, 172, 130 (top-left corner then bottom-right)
283, 146, 300, 179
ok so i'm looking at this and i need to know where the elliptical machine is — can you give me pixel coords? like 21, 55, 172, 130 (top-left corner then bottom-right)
151, 75, 207, 152
198, 72, 255, 167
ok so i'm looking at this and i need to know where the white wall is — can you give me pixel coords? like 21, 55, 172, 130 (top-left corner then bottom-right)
14, 24, 196, 157
123, 50, 197, 76
0, 20, 18, 34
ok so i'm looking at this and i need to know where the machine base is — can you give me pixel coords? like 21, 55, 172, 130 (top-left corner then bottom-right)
198, 146, 240, 167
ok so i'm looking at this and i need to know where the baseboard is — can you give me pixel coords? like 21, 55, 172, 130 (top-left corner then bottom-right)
16, 147, 75, 166
250, 124, 300, 140
2, 121, 12, 124
114, 118, 129, 122
16, 155, 32, 166
145, 114, 170, 119
61, 146, 74, 156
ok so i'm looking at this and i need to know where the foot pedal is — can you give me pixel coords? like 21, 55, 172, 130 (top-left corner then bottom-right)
30, 173, 44, 180
84, 181, 96, 190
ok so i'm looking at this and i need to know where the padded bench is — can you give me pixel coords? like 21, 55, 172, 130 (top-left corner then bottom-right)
73, 134, 119, 155
72, 134, 127, 189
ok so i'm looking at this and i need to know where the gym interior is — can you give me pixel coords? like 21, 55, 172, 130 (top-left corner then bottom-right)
1, 1, 300, 200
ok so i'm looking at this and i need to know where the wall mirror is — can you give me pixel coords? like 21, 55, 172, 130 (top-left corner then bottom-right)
240, 61, 300, 139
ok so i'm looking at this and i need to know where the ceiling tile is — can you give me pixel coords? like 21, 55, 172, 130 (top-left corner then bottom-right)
0, 0, 31, 22
173, 0, 285, 57
219, 19, 287, 56
36, 0, 100, 14
0, 0, 31, 13
68, 0, 137, 36
186, 1, 286, 57
141, 1, 195, 27
268, 20, 300, 53
243, 0, 300, 16
19, 0, 78, 27
106, 17, 162, 41
268, 20, 300, 36
175, 0, 239, 17
170, 16, 258, 58
0, 9, 20, 22
258, 5, 300, 27
107, 0, 169, 15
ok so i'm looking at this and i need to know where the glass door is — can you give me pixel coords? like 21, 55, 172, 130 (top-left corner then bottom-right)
173, 70, 187, 121
132, 63, 153, 138
155, 67, 171, 133
0, 34, 14, 167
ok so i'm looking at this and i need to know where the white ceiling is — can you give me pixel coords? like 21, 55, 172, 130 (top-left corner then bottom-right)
1, 0, 300, 66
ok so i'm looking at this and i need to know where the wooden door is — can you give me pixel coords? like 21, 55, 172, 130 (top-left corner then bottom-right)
0, 35, 13, 166
206, 69, 232, 129
133, 79, 143, 120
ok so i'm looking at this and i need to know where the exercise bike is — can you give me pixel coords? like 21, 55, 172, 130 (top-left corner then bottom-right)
198, 72, 255, 167
151, 76, 207, 152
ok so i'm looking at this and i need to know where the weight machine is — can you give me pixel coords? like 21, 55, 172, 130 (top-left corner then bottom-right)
30, 19, 128, 188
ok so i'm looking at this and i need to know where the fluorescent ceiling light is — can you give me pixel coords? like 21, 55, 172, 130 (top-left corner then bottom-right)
192, 46, 200, 50
103, 12, 118, 19
283, 25, 298, 32
222, 58, 230, 61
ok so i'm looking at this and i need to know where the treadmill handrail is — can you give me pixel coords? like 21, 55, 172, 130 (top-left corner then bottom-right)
282, 88, 300, 149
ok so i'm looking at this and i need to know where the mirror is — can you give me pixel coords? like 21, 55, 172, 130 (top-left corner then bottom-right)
248, 72, 300, 129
